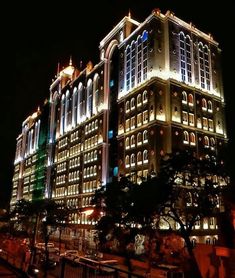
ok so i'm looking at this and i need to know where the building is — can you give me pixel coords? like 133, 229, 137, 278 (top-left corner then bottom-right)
11, 9, 227, 246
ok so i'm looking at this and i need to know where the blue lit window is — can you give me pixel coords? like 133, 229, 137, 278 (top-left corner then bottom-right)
110, 80, 114, 87
108, 130, 113, 139
113, 167, 118, 176
142, 31, 148, 42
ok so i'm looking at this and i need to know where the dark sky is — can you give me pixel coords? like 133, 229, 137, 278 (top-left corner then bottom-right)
1, 0, 234, 208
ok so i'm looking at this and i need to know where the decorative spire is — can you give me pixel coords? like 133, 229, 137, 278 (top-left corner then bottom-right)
69, 55, 73, 66
128, 9, 131, 18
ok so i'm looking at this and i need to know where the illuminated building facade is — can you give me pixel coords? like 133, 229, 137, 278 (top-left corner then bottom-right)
10, 103, 49, 206
11, 10, 227, 245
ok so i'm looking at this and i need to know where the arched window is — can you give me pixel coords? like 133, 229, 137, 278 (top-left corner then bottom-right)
119, 31, 124, 42
77, 82, 84, 123
143, 150, 148, 163
86, 79, 93, 118
204, 136, 209, 148
131, 135, 135, 147
65, 90, 70, 132
125, 137, 130, 149
210, 137, 215, 149
142, 31, 148, 81
131, 41, 136, 88
190, 132, 196, 145
183, 131, 189, 144
131, 98, 135, 110
125, 46, 131, 91
94, 150, 97, 160
137, 94, 142, 106
125, 155, 130, 167
137, 36, 142, 84
130, 154, 135, 166
137, 151, 142, 165
143, 90, 148, 103
179, 33, 192, 83
143, 130, 148, 143
93, 74, 100, 115
188, 93, 194, 106
199, 43, 211, 90
94, 165, 97, 175
137, 132, 142, 145
60, 94, 65, 135
182, 91, 187, 104
208, 100, 213, 112
72, 87, 78, 127
202, 98, 207, 110
125, 100, 130, 112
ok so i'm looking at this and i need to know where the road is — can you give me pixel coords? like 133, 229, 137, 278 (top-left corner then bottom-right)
0, 258, 24, 277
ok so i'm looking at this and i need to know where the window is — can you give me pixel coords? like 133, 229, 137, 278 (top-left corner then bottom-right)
179, 33, 192, 83
130, 154, 135, 166
125, 119, 130, 131
125, 137, 130, 149
137, 152, 142, 165
188, 93, 194, 106
208, 100, 213, 112
203, 117, 208, 130
182, 111, 188, 125
142, 31, 148, 81
72, 87, 78, 127
183, 131, 189, 144
182, 91, 187, 104
131, 116, 135, 130
143, 130, 148, 143
119, 31, 124, 42
197, 116, 202, 128
131, 41, 136, 88
143, 90, 148, 103
202, 98, 207, 111
130, 98, 135, 110
210, 137, 215, 149
190, 132, 196, 146
137, 132, 142, 145
93, 74, 100, 115
137, 94, 142, 106
204, 136, 209, 148
126, 101, 130, 113
137, 36, 142, 84
60, 95, 65, 135
125, 155, 130, 168
137, 113, 142, 127
86, 79, 93, 118
143, 110, 148, 124
77, 82, 84, 122
198, 43, 211, 90
65, 90, 70, 132
208, 119, 214, 131
125, 46, 131, 91
143, 150, 148, 163
189, 113, 195, 126
130, 135, 135, 148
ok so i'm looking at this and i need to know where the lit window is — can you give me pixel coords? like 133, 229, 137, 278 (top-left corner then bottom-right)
119, 31, 124, 42
125, 119, 130, 131
190, 132, 196, 146
182, 111, 188, 125
143, 90, 148, 103
202, 98, 207, 111
125, 155, 130, 168
208, 119, 214, 131
183, 131, 189, 144
143, 130, 148, 143
137, 132, 142, 145
125, 46, 131, 91
137, 94, 142, 106
130, 135, 135, 148
143, 110, 148, 124
131, 41, 136, 88
189, 113, 194, 126
204, 136, 209, 148
125, 137, 130, 149
131, 116, 135, 130
125, 101, 130, 113
203, 117, 208, 130
130, 98, 135, 110
143, 150, 148, 163
137, 152, 142, 165
182, 91, 187, 104
130, 154, 135, 166
197, 117, 202, 128
210, 137, 215, 150
208, 100, 213, 112
188, 93, 194, 106
137, 113, 142, 127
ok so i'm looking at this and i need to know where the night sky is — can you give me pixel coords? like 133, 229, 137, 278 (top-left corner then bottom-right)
1, 0, 234, 208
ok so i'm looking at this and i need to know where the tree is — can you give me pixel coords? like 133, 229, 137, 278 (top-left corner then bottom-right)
92, 151, 229, 277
